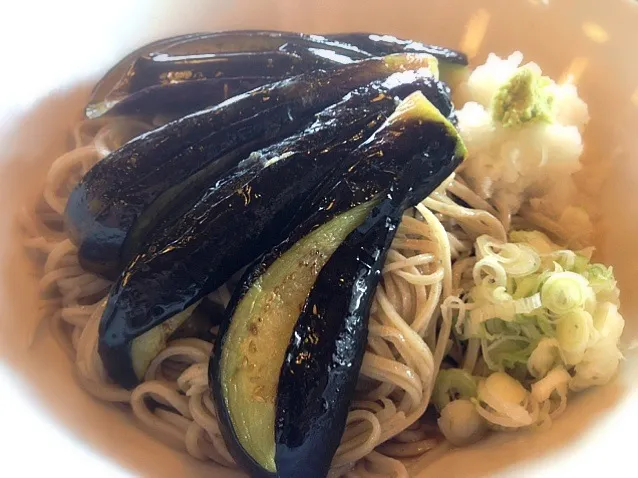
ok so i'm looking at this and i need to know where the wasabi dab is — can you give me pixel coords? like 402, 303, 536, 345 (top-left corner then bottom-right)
491, 66, 555, 127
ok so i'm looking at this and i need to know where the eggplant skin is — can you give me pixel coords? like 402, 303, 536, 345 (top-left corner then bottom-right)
99, 69, 443, 391
91, 50, 352, 119
211, 91, 465, 477
86, 29, 467, 120
273, 92, 467, 477
326, 32, 468, 66
68, 54, 431, 279
87, 30, 370, 118
326, 33, 468, 88
274, 195, 403, 478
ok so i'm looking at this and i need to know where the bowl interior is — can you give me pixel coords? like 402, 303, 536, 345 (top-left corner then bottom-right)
1, 0, 637, 476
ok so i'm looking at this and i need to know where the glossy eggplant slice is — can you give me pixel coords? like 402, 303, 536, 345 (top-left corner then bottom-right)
215, 202, 376, 477
274, 94, 466, 475
326, 32, 468, 85
326, 32, 467, 66
211, 92, 466, 476
155, 31, 367, 57
67, 54, 434, 278
89, 50, 350, 119
98, 68, 445, 390
274, 171, 419, 478
89, 33, 204, 115
87, 29, 469, 120
87, 30, 369, 118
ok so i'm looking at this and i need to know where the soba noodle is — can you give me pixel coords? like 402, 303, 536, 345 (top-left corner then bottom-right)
19, 116, 548, 476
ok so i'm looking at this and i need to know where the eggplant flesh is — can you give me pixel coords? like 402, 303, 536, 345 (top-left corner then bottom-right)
212, 91, 466, 477
99, 69, 444, 390
128, 301, 200, 380
68, 54, 433, 278
215, 201, 376, 474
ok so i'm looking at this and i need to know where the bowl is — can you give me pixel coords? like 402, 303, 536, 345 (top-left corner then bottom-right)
1, 0, 637, 476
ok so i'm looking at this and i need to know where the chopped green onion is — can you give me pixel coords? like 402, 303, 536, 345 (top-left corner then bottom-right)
482, 372, 528, 404
504, 244, 541, 277
527, 337, 563, 378
556, 308, 594, 365
482, 336, 537, 371
571, 254, 590, 274
438, 399, 487, 446
512, 274, 542, 299
432, 368, 478, 412
547, 250, 576, 271
473, 257, 508, 287
586, 263, 619, 304
475, 372, 534, 427
470, 302, 515, 324
469, 294, 542, 330
541, 271, 593, 315
452, 231, 624, 429
592, 302, 624, 343
514, 293, 542, 314
475, 235, 540, 278
533, 312, 556, 338
530, 366, 571, 403
587, 264, 615, 290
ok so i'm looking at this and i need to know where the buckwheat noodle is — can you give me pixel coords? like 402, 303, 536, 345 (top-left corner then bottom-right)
19, 117, 553, 476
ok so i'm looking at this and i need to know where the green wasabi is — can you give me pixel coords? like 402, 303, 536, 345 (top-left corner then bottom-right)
491, 66, 555, 128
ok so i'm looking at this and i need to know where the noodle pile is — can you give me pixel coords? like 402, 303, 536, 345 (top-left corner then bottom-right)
20, 117, 545, 477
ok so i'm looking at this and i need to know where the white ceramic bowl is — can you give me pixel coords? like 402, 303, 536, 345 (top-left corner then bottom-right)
1, 0, 637, 476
